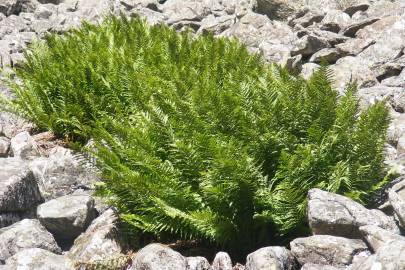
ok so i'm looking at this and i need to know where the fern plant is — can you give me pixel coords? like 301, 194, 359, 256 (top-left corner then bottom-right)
3, 16, 390, 254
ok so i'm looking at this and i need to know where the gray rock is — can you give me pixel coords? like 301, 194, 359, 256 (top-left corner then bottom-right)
342, 18, 379, 37
307, 189, 399, 238
0, 0, 23, 16
130, 243, 187, 270
300, 63, 320, 79
5, 248, 74, 270
0, 219, 61, 262
68, 209, 126, 264
309, 48, 342, 64
357, 85, 405, 113
350, 239, 405, 270
359, 225, 405, 252
382, 69, 405, 88
289, 10, 324, 28
0, 112, 33, 139
256, 0, 296, 20
300, 264, 344, 270
198, 14, 236, 35
291, 34, 329, 57
343, 3, 369, 17
320, 9, 351, 33
37, 194, 97, 241
0, 158, 43, 212
29, 146, 99, 200
186, 256, 212, 270
290, 235, 368, 267
0, 137, 10, 157
212, 252, 233, 270
245, 246, 296, 270
335, 38, 375, 56
10, 131, 40, 159
388, 190, 405, 229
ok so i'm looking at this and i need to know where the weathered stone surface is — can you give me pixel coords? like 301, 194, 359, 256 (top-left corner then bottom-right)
0, 219, 61, 262
309, 48, 342, 64
350, 239, 405, 270
245, 246, 296, 270
256, 0, 296, 20
29, 146, 99, 200
212, 252, 233, 270
342, 18, 379, 37
0, 158, 42, 212
344, 3, 369, 17
300, 264, 344, 270
130, 243, 187, 270
291, 34, 329, 57
0, 137, 10, 157
300, 63, 320, 79
359, 225, 405, 252
10, 131, 39, 159
290, 235, 368, 267
5, 248, 74, 270
68, 209, 126, 264
307, 189, 399, 238
357, 85, 405, 113
186, 256, 212, 270
37, 194, 97, 241
388, 190, 405, 229
320, 9, 351, 33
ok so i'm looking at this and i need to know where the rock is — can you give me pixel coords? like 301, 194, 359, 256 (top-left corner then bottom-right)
289, 10, 324, 28
343, 3, 369, 17
198, 14, 236, 35
357, 85, 405, 113
382, 69, 405, 87
388, 190, 405, 229
0, 137, 10, 157
256, 0, 296, 20
309, 48, 342, 64
0, 112, 33, 139
159, 0, 210, 25
10, 131, 40, 159
186, 256, 212, 270
0, 219, 61, 263
68, 209, 126, 264
130, 243, 187, 270
300, 63, 320, 79
320, 9, 351, 33
5, 248, 74, 270
342, 18, 379, 37
290, 235, 368, 267
335, 38, 374, 56
245, 246, 296, 270
37, 194, 97, 241
359, 225, 405, 252
301, 264, 344, 270
307, 189, 399, 238
350, 239, 405, 270
0, 0, 23, 16
34, 4, 54, 20
0, 158, 43, 213
233, 263, 245, 270
29, 146, 99, 200
291, 34, 329, 57
212, 252, 232, 270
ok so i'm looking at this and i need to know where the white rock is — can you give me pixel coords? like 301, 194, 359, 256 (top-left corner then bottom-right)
10, 131, 39, 159
212, 252, 232, 270
245, 246, 296, 270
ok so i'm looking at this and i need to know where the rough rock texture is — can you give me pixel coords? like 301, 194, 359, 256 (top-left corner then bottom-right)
212, 252, 233, 270
0, 158, 43, 213
67, 209, 126, 264
130, 243, 187, 270
290, 235, 368, 267
0, 219, 61, 263
10, 131, 39, 159
0, 137, 9, 157
5, 248, 74, 270
307, 189, 399, 238
37, 194, 97, 241
245, 246, 296, 270
186, 256, 212, 270
359, 225, 405, 252
301, 264, 344, 270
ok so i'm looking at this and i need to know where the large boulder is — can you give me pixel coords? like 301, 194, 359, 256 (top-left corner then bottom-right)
0, 219, 61, 263
0, 158, 43, 213
388, 190, 405, 229
10, 131, 40, 159
67, 209, 126, 264
212, 252, 233, 270
5, 248, 74, 270
129, 243, 187, 270
245, 246, 296, 270
290, 235, 368, 267
37, 194, 97, 241
307, 189, 399, 238
359, 225, 405, 252
186, 256, 212, 270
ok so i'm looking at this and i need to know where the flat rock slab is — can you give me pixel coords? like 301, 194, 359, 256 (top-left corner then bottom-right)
0, 158, 43, 212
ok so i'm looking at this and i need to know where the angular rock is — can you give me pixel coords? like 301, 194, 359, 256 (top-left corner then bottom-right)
342, 18, 379, 37
309, 48, 342, 64
301, 264, 344, 270
320, 9, 351, 33
5, 248, 74, 270
68, 209, 126, 264
350, 239, 405, 270
37, 194, 97, 241
289, 10, 324, 28
0, 158, 42, 212
29, 146, 99, 200
290, 235, 368, 267
343, 3, 369, 17
388, 190, 405, 229
300, 63, 320, 79
0, 112, 33, 139
198, 14, 236, 35
186, 256, 212, 270
307, 189, 399, 238
291, 34, 329, 57
10, 131, 39, 159
212, 252, 232, 270
245, 246, 296, 270
335, 38, 374, 56
130, 243, 187, 270
357, 85, 405, 113
382, 69, 405, 88
0, 137, 10, 157
359, 225, 405, 252
256, 0, 296, 20
0, 219, 61, 263
0, 0, 23, 16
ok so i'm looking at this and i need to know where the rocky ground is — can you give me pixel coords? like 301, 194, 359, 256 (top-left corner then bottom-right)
1, 0, 405, 269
